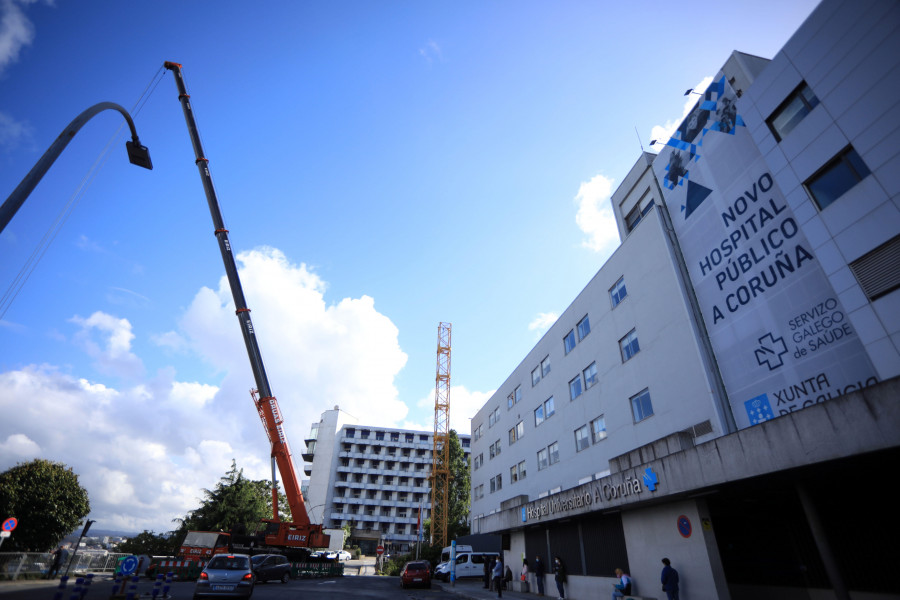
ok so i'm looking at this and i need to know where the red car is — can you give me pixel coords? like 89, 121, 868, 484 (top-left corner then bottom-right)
400, 561, 432, 589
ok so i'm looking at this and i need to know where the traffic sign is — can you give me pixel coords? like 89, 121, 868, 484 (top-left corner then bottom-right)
120, 555, 139, 575
2, 518, 17, 532
376, 545, 384, 556
0, 531, 9, 538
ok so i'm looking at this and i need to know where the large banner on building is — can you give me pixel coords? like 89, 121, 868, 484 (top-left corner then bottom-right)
653, 75, 878, 429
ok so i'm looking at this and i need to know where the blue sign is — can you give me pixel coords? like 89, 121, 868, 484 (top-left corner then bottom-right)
120, 555, 139, 575
677, 515, 692, 538
1, 518, 17, 532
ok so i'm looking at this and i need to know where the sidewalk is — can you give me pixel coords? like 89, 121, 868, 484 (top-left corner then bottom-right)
436, 578, 539, 600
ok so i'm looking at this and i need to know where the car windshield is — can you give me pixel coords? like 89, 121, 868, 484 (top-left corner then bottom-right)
208, 556, 249, 570
408, 562, 428, 570
250, 556, 266, 566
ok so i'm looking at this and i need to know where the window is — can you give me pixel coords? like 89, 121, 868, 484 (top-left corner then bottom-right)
577, 315, 591, 341
488, 407, 500, 427
610, 276, 627, 307
548, 442, 560, 465
532, 366, 541, 386
591, 416, 607, 443
511, 461, 527, 483
583, 362, 598, 389
541, 356, 551, 377
474, 484, 484, 500
564, 330, 576, 354
569, 375, 583, 400
390, 432, 399, 441
805, 146, 871, 211
508, 386, 522, 408
625, 199, 655, 233
375, 431, 384, 441
473, 423, 483, 441
631, 388, 654, 422
766, 81, 820, 142
537, 448, 549, 471
620, 329, 640, 362
508, 421, 524, 444
849, 234, 900, 301
489, 440, 502, 459
490, 474, 503, 493
544, 396, 555, 419
534, 404, 545, 427
473, 454, 483, 470
574, 425, 590, 452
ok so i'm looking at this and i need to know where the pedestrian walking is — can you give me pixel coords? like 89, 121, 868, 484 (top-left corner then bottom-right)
661, 557, 680, 600
492, 557, 505, 598
554, 556, 567, 600
534, 555, 545, 596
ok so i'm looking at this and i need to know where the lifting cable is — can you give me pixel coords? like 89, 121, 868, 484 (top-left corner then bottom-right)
0, 66, 167, 321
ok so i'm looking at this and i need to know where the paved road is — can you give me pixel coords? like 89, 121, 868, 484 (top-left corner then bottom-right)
0, 574, 465, 600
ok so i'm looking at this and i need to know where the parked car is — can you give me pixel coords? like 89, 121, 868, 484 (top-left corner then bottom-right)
400, 561, 432, 589
250, 554, 291, 583
434, 551, 499, 582
336, 550, 352, 561
193, 554, 254, 599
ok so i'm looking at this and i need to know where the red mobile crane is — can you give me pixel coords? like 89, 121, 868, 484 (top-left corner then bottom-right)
164, 61, 329, 554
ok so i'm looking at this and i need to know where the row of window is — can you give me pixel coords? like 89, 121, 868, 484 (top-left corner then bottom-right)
564, 315, 591, 355
478, 390, 656, 496
333, 490, 425, 502
341, 445, 429, 458
765, 81, 871, 211
344, 429, 430, 443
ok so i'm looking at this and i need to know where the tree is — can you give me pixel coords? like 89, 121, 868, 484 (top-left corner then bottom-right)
0, 459, 90, 551
174, 460, 286, 540
425, 430, 471, 543
118, 530, 178, 556
446, 430, 471, 540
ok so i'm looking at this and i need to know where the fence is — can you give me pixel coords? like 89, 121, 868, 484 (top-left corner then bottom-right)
0, 551, 129, 581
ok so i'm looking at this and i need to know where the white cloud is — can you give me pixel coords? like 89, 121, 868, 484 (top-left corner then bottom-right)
574, 174, 618, 256
528, 312, 558, 336
0, 433, 40, 456
0, 0, 41, 75
0, 245, 430, 533
649, 76, 715, 147
419, 39, 443, 65
0, 110, 32, 152
70, 311, 144, 379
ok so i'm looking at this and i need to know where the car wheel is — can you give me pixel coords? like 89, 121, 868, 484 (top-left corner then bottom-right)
281, 572, 290, 584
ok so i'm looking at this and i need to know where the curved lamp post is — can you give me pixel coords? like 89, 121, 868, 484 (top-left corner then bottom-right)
0, 102, 152, 235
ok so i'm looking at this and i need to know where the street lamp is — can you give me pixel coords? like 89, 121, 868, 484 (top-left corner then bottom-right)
0, 102, 152, 236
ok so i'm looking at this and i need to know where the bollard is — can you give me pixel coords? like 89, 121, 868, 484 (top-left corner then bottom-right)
124, 575, 139, 600
52, 575, 69, 600
151, 572, 164, 598
79, 573, 94, 600
161, 572, 173, 599
67, 576, 84, 600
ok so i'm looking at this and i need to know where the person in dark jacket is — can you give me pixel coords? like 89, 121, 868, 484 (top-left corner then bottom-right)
534, 556, 545, 596
553, 556, 567, 599
483, 557, 491, 589
661, 557, 680, 600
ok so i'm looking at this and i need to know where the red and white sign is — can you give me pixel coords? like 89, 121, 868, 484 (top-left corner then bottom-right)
376, 546, 384, 556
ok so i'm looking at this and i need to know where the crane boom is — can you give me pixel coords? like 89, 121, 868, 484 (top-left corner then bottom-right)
164, 61, 327, 550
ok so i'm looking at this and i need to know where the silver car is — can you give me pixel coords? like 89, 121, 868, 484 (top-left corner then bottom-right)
193, 554, 254, 599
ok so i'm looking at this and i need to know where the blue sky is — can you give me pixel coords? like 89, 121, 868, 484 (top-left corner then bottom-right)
0, 0, 819, 533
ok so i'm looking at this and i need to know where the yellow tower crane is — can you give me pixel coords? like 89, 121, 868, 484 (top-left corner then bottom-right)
430, 322, 452, 547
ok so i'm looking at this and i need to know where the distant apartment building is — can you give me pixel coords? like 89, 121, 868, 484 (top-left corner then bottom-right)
469, 1, 900, 599
302, 406, 470, 555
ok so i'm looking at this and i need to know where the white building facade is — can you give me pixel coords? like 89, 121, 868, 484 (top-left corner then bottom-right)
470, 1, 900, 599
303, 406, 471, 555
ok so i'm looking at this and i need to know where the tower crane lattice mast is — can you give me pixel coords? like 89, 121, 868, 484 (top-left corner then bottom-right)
430, 322, 452, 547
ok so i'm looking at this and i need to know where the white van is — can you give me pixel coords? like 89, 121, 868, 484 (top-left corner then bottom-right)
434, 551, 500, 582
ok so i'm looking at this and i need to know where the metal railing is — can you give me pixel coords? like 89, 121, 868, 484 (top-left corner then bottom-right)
0, 552, 129, 581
